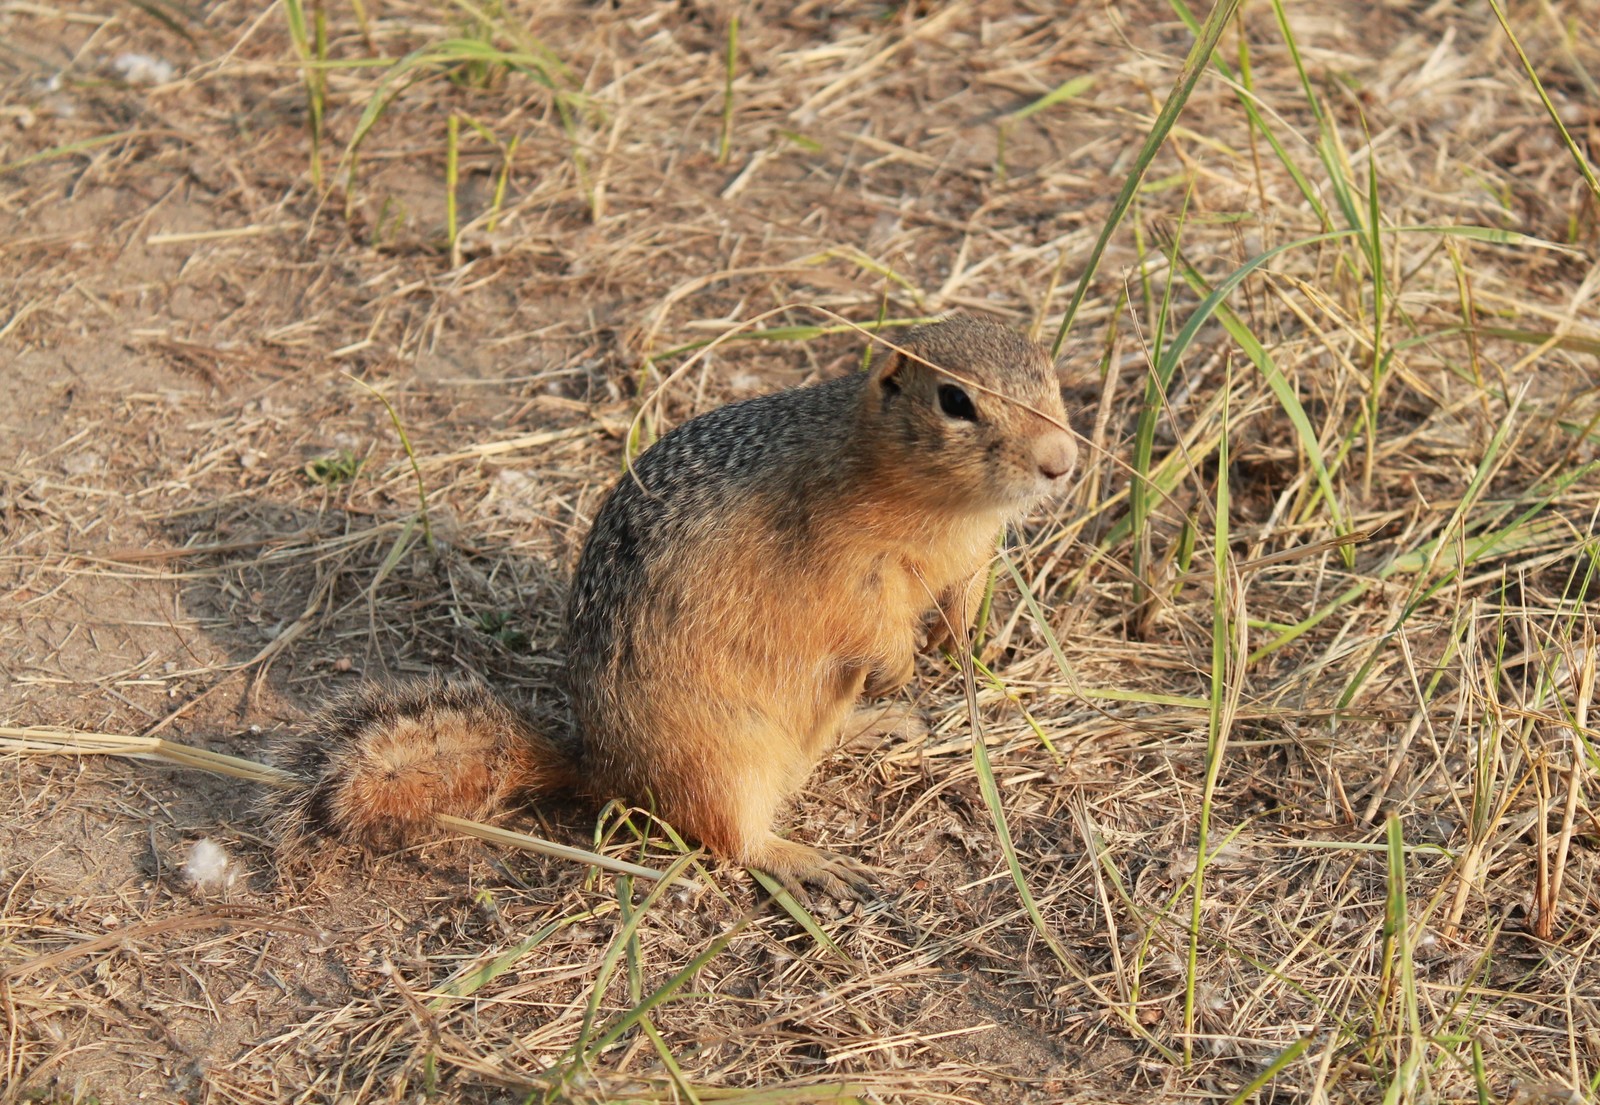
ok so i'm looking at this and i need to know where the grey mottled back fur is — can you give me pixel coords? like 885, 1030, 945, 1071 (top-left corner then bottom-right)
565, 374, 864, 741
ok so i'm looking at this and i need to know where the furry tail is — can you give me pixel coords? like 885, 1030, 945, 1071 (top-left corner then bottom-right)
263, 677, 579, 855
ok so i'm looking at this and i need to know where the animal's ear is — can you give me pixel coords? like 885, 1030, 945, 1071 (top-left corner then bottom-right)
1050, 340, 1086, 387
872, 349, 909, 399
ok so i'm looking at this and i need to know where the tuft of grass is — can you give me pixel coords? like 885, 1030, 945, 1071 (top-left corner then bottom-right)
473, 609, 529, 652
330, 29, 590, 218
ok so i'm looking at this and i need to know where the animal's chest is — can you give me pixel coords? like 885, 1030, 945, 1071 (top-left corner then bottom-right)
857, 554, 934, 613
852, 535, 987, 621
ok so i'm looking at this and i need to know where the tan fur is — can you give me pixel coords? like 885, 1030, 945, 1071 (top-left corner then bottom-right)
268, 315, 1077, 898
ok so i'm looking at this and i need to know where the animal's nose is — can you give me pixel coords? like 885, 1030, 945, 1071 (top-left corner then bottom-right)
1035, 431, 1078, 481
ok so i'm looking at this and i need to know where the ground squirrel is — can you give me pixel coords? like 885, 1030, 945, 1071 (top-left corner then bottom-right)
267, 314, 1078, 897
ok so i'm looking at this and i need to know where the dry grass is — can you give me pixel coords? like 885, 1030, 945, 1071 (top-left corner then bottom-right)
2, 0, 1599, 1102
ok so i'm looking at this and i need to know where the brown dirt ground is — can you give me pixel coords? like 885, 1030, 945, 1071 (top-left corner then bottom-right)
4, 1, 1600, 1103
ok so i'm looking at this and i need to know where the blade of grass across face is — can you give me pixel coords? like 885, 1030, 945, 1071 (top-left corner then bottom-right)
1048, 0, 1243, 356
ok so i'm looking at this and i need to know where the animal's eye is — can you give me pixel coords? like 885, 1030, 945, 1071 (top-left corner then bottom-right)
938, 383, 978, 422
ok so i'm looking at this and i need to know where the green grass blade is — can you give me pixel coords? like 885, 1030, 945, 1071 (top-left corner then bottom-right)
1167, 0, 1331, 228
1154, 224, 1575, 399
1185, 368, 1233, 1065
968, 711, 1073, 970
718, 14, 738, 166
341, 39, 583, 194
1130, 185, 1195, 598
1, 131, 140, 175
282, 0, 325, 188
1225, 1035, 1314, 1105
445, 112, 460, 250
578, 913, 750, 1065
1486, 0, 1600, 204
1009, 74, 1096, 121
747, 869, 858, 967
430, 904, 618, 1002
346, 375, 433, 551
1363, 120, 1386, 489
1270, 0, 1363, 234
560, 852, 701, 1075
1166, 244, 1352, 561
1048, 0, 1243, 355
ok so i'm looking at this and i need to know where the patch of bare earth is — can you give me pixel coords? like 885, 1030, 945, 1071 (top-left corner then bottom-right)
3, 0, 1599, 1102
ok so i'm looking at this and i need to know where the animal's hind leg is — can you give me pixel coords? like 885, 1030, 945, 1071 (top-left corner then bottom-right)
746, 834, 874, 901
661, 732, 874, 901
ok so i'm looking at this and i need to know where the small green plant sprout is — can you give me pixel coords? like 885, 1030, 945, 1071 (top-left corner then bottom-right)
995, 73, 1095, 181
304, 447, 363, 485
448, 113, 521, 260
474, 609, 530, 652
